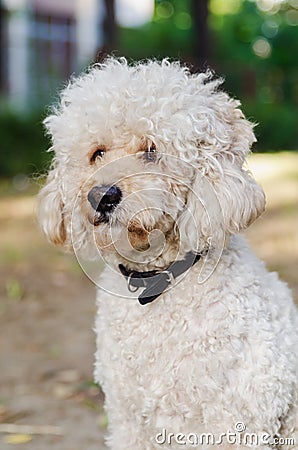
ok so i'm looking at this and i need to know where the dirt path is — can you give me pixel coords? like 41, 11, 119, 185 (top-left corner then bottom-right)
0, 153, 297, 449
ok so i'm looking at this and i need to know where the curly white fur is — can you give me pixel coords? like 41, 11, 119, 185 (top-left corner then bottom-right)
38, 58, 298, 450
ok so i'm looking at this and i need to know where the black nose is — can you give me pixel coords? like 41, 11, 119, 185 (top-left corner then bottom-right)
87, 185, 122, 213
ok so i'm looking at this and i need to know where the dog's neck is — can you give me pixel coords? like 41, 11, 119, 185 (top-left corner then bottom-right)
118, 250, 205, 305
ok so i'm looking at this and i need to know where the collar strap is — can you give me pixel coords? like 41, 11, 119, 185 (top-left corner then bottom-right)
119, 251, 203, 305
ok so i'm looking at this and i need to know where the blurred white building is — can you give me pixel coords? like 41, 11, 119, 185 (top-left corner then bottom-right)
0, 0, 102, 108
0, 0, 154, 109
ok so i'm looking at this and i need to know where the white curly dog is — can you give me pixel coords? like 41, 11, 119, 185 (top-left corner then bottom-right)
38, 58, 297, 450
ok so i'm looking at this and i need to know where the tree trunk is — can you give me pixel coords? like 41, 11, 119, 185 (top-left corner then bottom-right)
191, 0, 210, 71
102, 0, 117, 52
0, 1, 7, 91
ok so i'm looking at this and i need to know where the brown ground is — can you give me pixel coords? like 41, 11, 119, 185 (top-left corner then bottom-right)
0, 153, 297, 449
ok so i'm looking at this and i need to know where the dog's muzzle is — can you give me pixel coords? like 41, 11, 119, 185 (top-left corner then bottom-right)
87, 185, 122, 224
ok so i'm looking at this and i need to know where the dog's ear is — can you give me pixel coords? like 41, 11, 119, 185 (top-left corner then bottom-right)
210, 97, 266, 234
178, 94, 265, 253
215, 162, 266, 235
38, 158, 67, 247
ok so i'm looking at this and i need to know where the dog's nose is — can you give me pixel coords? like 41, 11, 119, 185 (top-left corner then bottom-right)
87, 185, 122, 213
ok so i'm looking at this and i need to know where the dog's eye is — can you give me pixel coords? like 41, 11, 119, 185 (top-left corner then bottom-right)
90, 148, 105, 163
144, 144, 156, 162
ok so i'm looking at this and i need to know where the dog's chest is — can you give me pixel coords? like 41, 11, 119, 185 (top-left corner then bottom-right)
94, 268, 233, 394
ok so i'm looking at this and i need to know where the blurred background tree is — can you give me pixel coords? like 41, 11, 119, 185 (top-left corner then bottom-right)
0, 0, 297, 179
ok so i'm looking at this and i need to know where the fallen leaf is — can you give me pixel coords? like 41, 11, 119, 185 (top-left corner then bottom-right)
3, 434, 33, 444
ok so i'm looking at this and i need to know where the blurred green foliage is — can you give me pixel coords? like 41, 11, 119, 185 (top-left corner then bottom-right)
0, 0, 297, 179
118, 0, 193, 59
210, 0, 298, 151
0, 109, 50, 177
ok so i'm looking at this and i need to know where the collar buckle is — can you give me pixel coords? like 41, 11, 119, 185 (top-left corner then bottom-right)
163, 269, 175, 285
127, 273, 140, 293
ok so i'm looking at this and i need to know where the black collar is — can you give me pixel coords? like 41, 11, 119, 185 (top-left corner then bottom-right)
119, 251, 204, 305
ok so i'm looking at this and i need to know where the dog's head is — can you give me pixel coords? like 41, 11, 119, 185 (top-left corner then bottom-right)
38, 58, 265, 269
